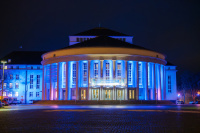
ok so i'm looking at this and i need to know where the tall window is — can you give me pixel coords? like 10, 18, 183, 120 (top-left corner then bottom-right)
3, 83, 6, 89
16, 74, 19, 80
105, 62, 110, 80
29, 92, 33, 97
72, 63, 76, 85
9, 83, 13, 88
117, 63, 122, 78
36, 92, 40, 97
83, 63, 87, 84
94, 63, 98, 79
138, 62, 142, 86
168, 75, 171, 92
148, 63, 151, 87
36, 75, 40, 89
10, 74, 13, 79
77, 38, 79, 42
15, 83, 19, 89
15, 92, 18, 97
128, 63, 132, 85
30, 75, 33, 89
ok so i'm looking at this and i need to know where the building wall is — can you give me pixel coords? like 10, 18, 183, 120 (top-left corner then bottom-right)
43, 59, 177, 101
0, 65, 43, 103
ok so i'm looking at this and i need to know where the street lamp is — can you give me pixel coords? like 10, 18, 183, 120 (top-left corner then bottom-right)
1, 60, 7, 103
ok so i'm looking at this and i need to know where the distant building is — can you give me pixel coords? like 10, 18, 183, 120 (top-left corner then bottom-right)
41, 27, 177, 101
0, 51, 44, 103
0, 27, 177, 102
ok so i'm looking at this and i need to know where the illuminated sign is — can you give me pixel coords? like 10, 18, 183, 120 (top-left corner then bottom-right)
91, 78, 125, 86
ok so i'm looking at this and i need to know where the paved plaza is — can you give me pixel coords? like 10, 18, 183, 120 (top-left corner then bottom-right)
0, 104, 200, 133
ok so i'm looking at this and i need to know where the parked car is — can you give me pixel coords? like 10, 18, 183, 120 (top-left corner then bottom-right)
177, 101, 184, 104
2, 100, 9, 106
189, 101, 195, 104
10, 98, 20, 105
195, 101, 200, 104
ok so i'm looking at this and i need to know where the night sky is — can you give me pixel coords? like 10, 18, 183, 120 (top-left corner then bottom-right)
0, 0, 200, 74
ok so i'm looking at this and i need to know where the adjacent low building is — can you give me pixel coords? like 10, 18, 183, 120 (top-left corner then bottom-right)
0, 51, 44, 103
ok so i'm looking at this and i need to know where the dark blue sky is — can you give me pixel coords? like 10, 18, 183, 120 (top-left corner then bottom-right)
0, 0, 200, 73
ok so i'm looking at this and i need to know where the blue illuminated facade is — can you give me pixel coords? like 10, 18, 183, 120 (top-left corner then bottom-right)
0, 28, 177, 102
41, 27, 177, 101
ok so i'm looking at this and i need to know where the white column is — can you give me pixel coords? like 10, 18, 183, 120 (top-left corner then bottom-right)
65, 62, 68, 100
76, 61, 79, 100
87, 60, 90, 100
125, 61, 127, 100
42, 65, 45, 100
57, 63, 60, 100
49, 64, 52, 100
113, 60, 115, 100
153, 63, 156, 100
136, 61, 139, 100
163, 65, 166, 100
159, 64, 162, 100
145, 62, 149, 100
45, 66, 47, 100
100, 60, 103, 100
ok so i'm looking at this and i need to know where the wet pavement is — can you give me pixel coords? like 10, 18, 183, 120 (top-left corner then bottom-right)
0, 104, 200, 132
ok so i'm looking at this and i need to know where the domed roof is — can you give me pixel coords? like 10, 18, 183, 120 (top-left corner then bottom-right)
62, 36, 150, 51
73, 27, 130, 36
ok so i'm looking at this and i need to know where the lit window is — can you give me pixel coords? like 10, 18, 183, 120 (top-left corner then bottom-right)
168, 76, 171, 93
4, 66, 7, 69
10, 74, 13, 79
16, 74, 19, 80
83, 63, 87, 85
15, 83, 19, 89
36, 75, 40, 89
15, 92, 18, 97
94, 63, 98, 79
128, 63, 132, 85
36, 92, 40, 97
72, 63, 76, 85
117, 63, 122, 77
3, 92, 6, 96
30, 75, 33, 89
105, 62, 110, 80
138, 62, 142, 86
29, 92, 33, 97
3, 83, 6, 89
8, 92, 12, 97
9, 83, 13, 88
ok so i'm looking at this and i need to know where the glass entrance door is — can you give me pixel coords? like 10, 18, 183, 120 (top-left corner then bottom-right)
105, 90, 112, 100
81, 89, 86, 100
129, 90, 135, 100
71, 88, 76, 100
92, 89, 99, 100
117, 90, 123, 100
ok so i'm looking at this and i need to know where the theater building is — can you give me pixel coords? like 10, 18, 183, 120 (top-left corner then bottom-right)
41, 27, 177, 101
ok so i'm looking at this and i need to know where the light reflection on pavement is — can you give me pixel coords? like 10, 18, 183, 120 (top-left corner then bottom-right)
1, 104, 200, 112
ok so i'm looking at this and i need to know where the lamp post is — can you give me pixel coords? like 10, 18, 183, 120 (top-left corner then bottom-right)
1, 60, 7, 103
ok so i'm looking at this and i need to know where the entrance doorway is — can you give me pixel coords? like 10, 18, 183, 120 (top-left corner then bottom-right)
104, 89, 112, 100
62, 90, 66, 100
117, 89, 124, 100
81, 89, 86, 100
92, 89, 99, 100
129, 89, 135, 100
71, 88, 76, 100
